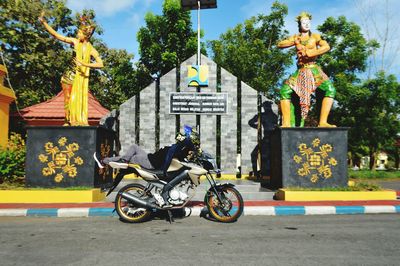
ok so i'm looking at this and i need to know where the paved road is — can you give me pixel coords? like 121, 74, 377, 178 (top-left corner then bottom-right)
1, 214, 399, 266
376, 180, 400, 191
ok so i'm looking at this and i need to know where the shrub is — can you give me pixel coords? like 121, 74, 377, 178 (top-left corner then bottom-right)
0, 133, 26, 183
349, 169, 400, 179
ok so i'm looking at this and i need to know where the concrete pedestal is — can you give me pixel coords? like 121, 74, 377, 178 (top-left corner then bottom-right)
270, 127, 349, 188
26, 126, 114, 188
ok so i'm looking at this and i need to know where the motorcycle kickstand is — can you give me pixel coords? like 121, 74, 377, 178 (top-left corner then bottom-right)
166, 210, 174, 223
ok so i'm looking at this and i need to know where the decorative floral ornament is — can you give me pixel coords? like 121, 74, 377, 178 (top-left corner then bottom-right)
329, 157, 337, 166
38, 137, 83, 183
310, 174, 319, 183
293, 155, 302, 164
58, 137, 67, 146
38, 154, 48, 163
55, 174, 64, 183
293, 138, 338, 183
312, 138, 320, 147
98, 141, 112, 180
74, 157, 84, 165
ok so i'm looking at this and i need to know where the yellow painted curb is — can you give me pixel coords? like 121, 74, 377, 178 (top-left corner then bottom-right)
124, 173, 262, 181
0, 189, 105, 203
275, 189, 397, 201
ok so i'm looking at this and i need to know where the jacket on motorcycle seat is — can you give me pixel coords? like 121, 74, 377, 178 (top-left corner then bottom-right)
147, 146, 170, 170
147, 137, 196, 175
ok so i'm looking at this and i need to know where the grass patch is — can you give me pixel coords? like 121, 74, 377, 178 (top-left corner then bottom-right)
0, 182, 93, 191
0, 177, 93, 190
349, 169, 400, 180
286, 182, 382, 191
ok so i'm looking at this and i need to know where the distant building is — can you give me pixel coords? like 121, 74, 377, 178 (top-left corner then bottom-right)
376, 152, 388, 170
360, 152, 389, 170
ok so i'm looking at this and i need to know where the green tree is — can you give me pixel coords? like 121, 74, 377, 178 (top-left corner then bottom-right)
348, 73, 399, 169
1, 1, 137, 112
313, 15, 378, 127
209, 2, 291, 171
317, 16, 379, 84
89, 40, 138, 110
209, 1, 292, 97
137, 0, 202, 149
0, 0, 75, 108
137, 0, 200, 79
315, 16, 399, 169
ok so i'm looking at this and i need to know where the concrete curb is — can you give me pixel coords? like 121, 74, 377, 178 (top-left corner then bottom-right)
0, 205, 399, 217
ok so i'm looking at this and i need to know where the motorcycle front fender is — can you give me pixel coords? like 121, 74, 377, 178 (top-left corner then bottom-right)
213, 183, 235, 190
204, 182, 236, 201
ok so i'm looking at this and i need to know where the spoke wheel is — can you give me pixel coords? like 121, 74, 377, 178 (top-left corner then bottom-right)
206, 186, 243, 223
115, 184, 152, 223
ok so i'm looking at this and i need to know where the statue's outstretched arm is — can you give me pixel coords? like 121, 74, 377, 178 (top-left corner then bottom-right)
277, 35, 296, 48
39, 11, 74, 45
75, 47, 104, 69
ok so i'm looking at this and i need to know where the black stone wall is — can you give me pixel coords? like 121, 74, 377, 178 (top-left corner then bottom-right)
270, 128, 349, 188
26, 126, 114, 188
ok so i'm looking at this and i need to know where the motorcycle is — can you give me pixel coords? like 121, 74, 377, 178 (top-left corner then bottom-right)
106, 151, 244, 223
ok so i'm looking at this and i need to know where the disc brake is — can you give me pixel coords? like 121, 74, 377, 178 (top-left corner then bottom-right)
212, 192, 232, 217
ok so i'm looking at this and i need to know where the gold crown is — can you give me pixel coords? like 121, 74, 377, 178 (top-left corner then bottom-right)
296, 11, 312, 23
78, 15, 95, 37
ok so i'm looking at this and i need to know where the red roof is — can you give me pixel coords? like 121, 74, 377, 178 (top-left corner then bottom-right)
15, 91, 109, 125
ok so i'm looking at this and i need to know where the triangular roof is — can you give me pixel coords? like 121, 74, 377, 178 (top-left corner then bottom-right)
15, 91, 109, 125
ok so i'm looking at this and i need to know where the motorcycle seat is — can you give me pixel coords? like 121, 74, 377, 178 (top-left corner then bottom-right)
140, 167, 186, 182
140, 167, 164, 177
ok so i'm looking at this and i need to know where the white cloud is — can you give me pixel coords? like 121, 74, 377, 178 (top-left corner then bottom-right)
127, 12, 142, 29
67, 0, 139, 17
65, 0, 159, 60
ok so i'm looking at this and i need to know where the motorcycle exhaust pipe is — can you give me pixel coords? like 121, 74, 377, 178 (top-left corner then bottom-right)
120, 192, 160, 210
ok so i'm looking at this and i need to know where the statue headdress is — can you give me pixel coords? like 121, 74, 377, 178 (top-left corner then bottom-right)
78, 14, 96, 38
296, 11, 312, 23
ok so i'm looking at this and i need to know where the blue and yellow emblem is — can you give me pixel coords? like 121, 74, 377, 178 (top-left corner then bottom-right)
187, 65, 208, 87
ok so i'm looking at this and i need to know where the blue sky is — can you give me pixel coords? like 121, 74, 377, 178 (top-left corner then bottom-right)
66, 0, 400, 78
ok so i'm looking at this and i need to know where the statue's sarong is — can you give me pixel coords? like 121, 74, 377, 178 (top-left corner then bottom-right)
280, 63, 335, 119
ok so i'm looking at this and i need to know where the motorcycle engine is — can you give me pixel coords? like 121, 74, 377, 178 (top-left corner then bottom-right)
167, 180, 194, 205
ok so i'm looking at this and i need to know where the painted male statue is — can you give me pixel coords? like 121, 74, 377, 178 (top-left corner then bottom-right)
39, 12, 104, 126
278, 12, 336, 127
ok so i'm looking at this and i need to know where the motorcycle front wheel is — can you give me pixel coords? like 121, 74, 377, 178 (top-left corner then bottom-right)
115, 184, 152, 223
206, 186, 244, 222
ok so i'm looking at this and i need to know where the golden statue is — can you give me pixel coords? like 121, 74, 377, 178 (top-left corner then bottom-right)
278, 12, 336, 127
39, 12, 104, 126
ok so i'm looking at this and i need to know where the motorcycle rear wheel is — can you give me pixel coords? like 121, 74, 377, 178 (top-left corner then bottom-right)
206, 186, 244, 222
115, 184, 152, 223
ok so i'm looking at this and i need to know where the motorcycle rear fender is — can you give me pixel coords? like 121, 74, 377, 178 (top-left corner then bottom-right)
106, 167, 141, 196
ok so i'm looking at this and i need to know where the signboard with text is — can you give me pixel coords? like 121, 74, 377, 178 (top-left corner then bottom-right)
169, 92, 228, 114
